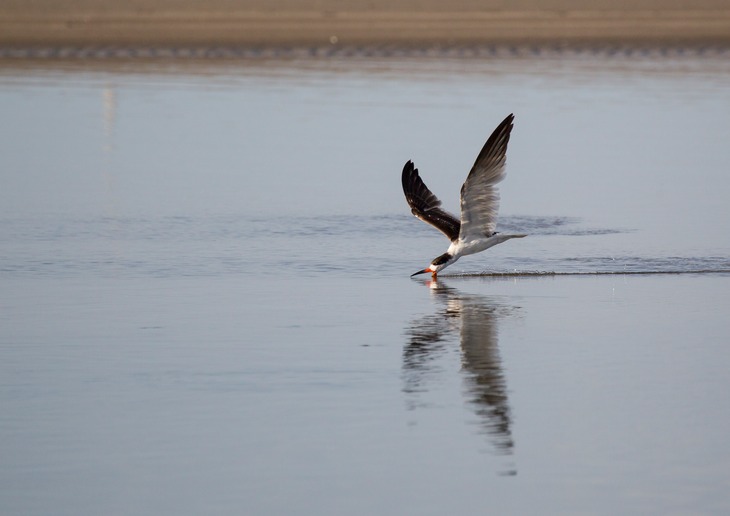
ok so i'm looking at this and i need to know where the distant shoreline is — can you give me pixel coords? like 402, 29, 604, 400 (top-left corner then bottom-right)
2, 45, 730, 63
2, 9, 730, 48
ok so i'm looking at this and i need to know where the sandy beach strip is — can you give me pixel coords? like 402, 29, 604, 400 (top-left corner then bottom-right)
1, 2, 730, 48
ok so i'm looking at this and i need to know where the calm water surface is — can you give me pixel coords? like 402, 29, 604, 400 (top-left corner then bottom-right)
1, 50, 730, 515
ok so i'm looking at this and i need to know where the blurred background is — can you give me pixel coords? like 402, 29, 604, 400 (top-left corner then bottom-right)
2, 2, 730, 516
2, 0, 730, 47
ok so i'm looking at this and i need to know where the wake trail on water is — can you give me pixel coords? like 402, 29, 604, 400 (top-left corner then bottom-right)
447, 269, 730, 277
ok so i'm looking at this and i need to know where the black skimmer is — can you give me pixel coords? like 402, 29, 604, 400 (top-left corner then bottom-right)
403, 113, 526, 278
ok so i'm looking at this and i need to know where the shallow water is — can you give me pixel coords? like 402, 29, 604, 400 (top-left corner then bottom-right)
2, 50, 730, 514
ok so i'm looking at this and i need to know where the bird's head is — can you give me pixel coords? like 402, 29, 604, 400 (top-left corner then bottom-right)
411, 252, 454, 277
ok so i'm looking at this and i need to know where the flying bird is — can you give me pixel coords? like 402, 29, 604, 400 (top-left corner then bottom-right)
402, 113, 525, 278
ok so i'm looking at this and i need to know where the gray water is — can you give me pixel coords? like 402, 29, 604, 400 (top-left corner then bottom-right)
2, 50, 730, 515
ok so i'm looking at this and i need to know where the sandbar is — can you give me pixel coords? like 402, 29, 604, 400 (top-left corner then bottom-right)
1, 0, 730, 48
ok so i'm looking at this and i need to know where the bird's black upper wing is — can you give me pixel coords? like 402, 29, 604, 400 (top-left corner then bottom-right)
402, 160, 461, 242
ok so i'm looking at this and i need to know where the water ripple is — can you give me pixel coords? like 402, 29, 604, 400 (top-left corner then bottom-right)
1, 214, 727, 278
450, 256, 730, 276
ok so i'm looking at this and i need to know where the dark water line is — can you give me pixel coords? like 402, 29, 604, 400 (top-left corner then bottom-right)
1, 44, 730, 61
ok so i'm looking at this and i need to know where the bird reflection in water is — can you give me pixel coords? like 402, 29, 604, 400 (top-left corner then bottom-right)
403, 278, 518, 475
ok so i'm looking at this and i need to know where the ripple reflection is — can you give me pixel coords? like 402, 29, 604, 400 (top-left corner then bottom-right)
403, 279, 519, 475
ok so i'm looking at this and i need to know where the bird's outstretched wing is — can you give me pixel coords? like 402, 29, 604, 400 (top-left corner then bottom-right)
402, 160, 461, 242
459, 114, 514, 241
